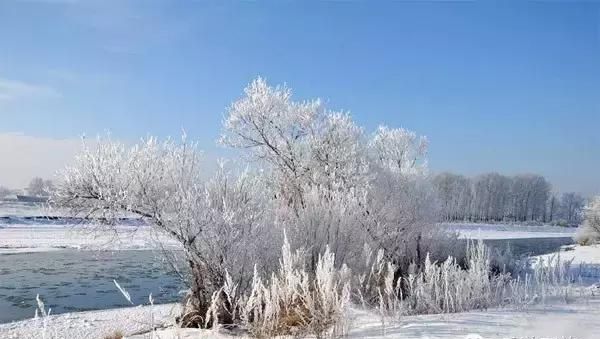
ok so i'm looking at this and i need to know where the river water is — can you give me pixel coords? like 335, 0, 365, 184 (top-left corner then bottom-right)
0, 237, 575, 324
0, 250, 183, 323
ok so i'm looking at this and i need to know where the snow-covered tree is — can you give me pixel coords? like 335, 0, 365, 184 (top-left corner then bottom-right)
368, 126, 428, 176
221, 77, 437, 272
575, 196, 600, 245
27, 177, 54, 196
52, 136, 275, 327
0, 186, 11, 198
433, 173, 473, 221
558, 192, 585, 225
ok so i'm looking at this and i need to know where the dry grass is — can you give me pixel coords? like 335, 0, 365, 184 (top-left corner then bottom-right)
102, 330, 124, 339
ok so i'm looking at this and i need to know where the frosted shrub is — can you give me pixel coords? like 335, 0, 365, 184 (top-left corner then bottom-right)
281, 185, 368, 270
400, 241, 505, 314
505, 253, 577, 305
221, 78, 440, 274
354, 240, 584, 317
575, 196, 600, 245
53, 137, 276, 328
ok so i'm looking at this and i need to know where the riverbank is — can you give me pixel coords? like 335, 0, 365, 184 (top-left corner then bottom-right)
1, 243, 599, 338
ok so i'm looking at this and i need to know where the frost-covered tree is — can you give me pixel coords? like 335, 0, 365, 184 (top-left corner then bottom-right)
508, 174, 551, 222
471, 173, 511, 222
221, 77, 437, 272
27, 177, 54, 196
558, 192, 585, 225
0, 186, 11, 198
52, 136, 275, 327
433, 173, 473, 221
575, 196, 600, 245
368, 126, 428, 176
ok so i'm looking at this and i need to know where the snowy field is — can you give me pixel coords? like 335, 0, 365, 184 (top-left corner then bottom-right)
442, 222, 576, 240
0, 303, 180, 339
2, 297, 600, 339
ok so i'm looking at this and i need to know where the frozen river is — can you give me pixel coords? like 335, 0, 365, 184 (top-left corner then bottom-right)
0, 250, 183, 323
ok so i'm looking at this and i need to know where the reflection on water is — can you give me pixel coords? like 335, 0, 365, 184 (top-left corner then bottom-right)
0, 250, 184, 323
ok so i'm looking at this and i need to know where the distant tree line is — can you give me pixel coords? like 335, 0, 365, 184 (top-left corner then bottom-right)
0, 177, 55, 199
433, 172, 586, 225
27, 177, 54, 196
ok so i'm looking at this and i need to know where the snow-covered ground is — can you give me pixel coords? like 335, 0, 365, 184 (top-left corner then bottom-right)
0, 224, 178, 253
535, 244, 600, 266
0, 303, 180, 339
3, 298, 599, 339
133, 299, 600, 338
0, 201, 178, 253
442, 222, 576, 240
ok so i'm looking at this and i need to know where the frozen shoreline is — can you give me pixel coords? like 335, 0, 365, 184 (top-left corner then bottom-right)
0, 224, 179, 253
441, 222, 576, 240
0, 222, 576, 254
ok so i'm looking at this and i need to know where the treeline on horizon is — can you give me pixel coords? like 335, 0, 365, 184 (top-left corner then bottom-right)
433, 172, 585, 225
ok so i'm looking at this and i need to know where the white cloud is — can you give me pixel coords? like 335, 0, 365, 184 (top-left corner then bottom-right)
0, 133, 83, 189
0, 78, 60, 104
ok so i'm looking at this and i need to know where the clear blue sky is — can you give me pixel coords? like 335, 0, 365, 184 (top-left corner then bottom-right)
0, 1, 598, 195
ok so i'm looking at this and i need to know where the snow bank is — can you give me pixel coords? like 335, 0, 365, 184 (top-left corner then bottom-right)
0, 303, 180, 339
535, 244, 600, 266
4, 298, 599, 339
131, 299, 600, 339
442, 222, 575, 240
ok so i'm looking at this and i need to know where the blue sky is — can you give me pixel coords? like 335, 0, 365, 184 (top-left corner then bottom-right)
0, 1, 598, 195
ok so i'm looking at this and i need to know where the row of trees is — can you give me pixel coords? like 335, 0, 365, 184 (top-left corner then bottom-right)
433, 172, 586, 225
27, 177, 54, 196
0, 178, 54, 198
575, 196, 600, 245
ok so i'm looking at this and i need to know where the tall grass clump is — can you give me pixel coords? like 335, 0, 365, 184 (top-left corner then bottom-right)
204, 236, 350, 337
355, 240, 588, 318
